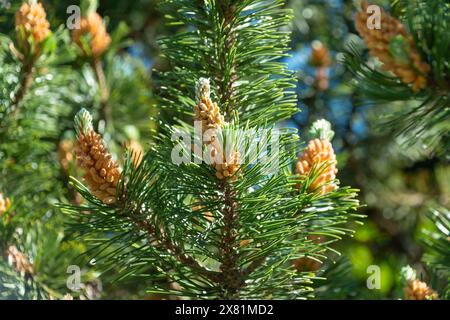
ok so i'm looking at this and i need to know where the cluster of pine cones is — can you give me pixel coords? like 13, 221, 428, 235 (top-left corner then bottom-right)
72, 12, 111, 58
404, 279, 438, 300
15, 1, 110, 59
194, 78, 240, 182
355, 1, 430, 92
14, 1, 50, 55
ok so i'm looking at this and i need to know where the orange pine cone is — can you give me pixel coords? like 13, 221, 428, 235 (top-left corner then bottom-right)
6, 245, 34, 276
15, 2, 50, 53
72, 12, 111, 58
296, 139, 337, 194
355, 1, 430, 92
75, 129, 120, 205
309, 41, 331, 68
404, 279, 439, 300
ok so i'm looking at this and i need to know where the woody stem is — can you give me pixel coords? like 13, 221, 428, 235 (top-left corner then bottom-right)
92, 58, 112, 128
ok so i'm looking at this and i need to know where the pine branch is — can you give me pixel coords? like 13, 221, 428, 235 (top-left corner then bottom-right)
91, 57, 112, 126
127, 208, 221, 282
11, 56, 35, 117
345, 0, 450, 154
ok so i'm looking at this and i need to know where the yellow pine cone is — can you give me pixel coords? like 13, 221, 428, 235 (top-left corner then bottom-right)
194, 95, 225, 133
296, 139, 338, 194
72, 12, 111, 58
214, 150, 241, 182
75, 129, 120, 204
0, 193, 11, 216
194, 78, 240, 181
404, 279, 439, 300
355, 1, 430, 92
15, 2, 50, 53
6, 245, 34, 276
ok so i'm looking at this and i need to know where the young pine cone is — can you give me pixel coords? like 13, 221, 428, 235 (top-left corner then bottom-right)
404, 279, 439, 300
194, 78, 240, 181
6, 245, 34, 276
309, 41, 331, 68
296, 139, 338, 195
15, 1, 50, 54
0, 193, 11, 216
355, 1, 430, 92
194, 78, 225, 138
74, 109, 120, 204
72, 12, 111, 58
214, 150, 241, 182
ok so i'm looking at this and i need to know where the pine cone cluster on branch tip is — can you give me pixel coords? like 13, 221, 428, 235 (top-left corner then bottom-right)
404, 279, 439, 300
15, 1, 50, 54
194, 78, 225, 139
194, 78, 240, 181
214, 150, 241, 181
6, 245, 34, 276
72, 12, 111, 58
296, 139, 338, 195
74, 109, 120, 205
0, 193, 11, 216
355, 1, 430, 92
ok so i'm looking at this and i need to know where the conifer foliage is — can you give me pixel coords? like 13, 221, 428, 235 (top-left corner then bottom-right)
1, 0, 154, 299
346, 0, 450, 153
63, 0, 361, 299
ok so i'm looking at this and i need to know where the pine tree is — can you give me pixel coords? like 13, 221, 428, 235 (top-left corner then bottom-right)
345, 0, 450, 154
343, 0, 450, 299
63, 0, 361, 299
0, 0, 155, 299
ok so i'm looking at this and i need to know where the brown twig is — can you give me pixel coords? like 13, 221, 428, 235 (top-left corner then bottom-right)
129, 214, 221, 283
92, 58, 112, 127
11, 58, 35, 117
